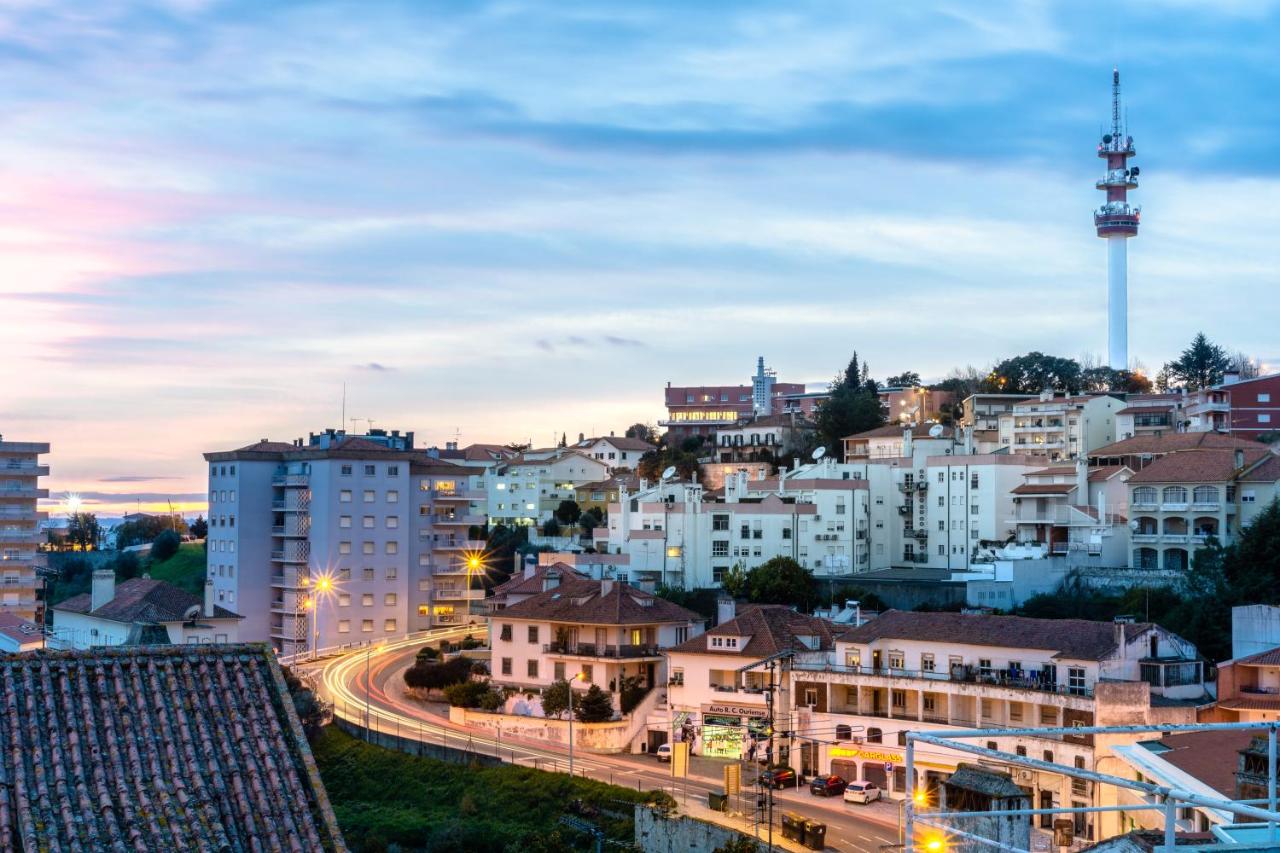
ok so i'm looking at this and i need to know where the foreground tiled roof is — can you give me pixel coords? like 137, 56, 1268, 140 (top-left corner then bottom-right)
0, 644, 346, 850
1234, 646, 1280, 667
1090, 432, 1261, 459
669, 605, 836, 658
837, 610, 1152, 661
56, 577, 241, 623
1127, 448, 1272, 484
1149, 730, 1253, 797
497, 579, 701, 626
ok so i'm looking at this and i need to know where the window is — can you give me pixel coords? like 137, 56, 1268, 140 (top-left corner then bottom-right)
361, 619, 374, 633
891, 689, 906, 709
528, 626, 539, 643
922, 694, 936, 714
337, 568, 351, 581
867, 728, 882, 744
338, 594, 351, 607
554, 662, 566, 680
386, 516, 399, 529
363, 490, 375, 503
362, 541, 374, 555
1243, 490, 1257, 503
386, 566, 397, 580
385, 541, 398, 554
1043, 750, 1054, 764
712, 541, 729, 557
836, 724, 852, 741
364, 465, 376, 476
1162, 486, 1188, 504
384, 593, 397, 606
340, 490, 352, 503
582, 664, 593, 683
339, 515, 352, 528
362, 567, 375, 581
1016, 745, 1027, 757
388, 465, 399, 476
1261, 414, 1273, 424
1132, 486, 1157, 504
338, 620, 350, 633
970, 504, 979, 515
888, 651, 904, 669
1068, 666, 1087, 695
384, 619, 397, 632
387, 490, 399, 503
363, 516, 375, 529
341, 465, 352, 477
339, 541, 352, 555
921, 653, 935, 672
501, 657, 512, 675
362, 594, 373, 606
500, 624, 512, 642
1260, 393, 1272, 403
1040, 706, 1057, 725
527, 660, 539, 678
1009, 703, 1023, 722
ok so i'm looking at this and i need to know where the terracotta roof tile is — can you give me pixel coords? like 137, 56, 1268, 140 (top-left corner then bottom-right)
843, 424, 953, 441
496, 580, 701, 626
1090, 432, 1262, 459
1233, 646, 1280, 666
56, 578, 241, 623
1127, 449, 1272, 484
1011, 482, 1076, 495
0, 644, 346, 849
668, 605, 835, 658
1150, 729, 1252, 797
837, 610, 1151, 661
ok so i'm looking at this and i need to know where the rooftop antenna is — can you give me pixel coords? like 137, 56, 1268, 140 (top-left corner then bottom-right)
341, 382, 346, 432
1111, 67, 1122, 139
811, 447, 826, 461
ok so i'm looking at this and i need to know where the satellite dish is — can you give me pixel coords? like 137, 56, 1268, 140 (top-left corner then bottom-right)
928, 424, 945, 438
661, 465, 677, 481
812, 447, 826, 461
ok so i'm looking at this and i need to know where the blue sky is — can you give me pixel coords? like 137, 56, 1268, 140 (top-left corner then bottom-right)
2, 0, 1278, 512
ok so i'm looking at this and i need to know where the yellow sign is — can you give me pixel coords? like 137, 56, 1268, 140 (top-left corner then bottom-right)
724, 763, 741, 796
829, 747, 901, 763
671, 742, 689, 779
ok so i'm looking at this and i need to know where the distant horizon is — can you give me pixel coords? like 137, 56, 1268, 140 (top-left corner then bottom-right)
7, 2, 1280, 516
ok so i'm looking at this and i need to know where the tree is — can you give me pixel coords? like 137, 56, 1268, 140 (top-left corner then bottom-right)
932, 365, 986, 400
404, 656, 475, 691
66, 512, 100, 550
815, 387, 884, 459
541, 679, 571, 718
885, 371, 922, 388
837, 351, 871, 391
984, 352, 1082, 394
542, 518, 561, 537
579, 506, 604, 534
558, 432, 567, 448
1229, 351, 1262, 380
189, 515, 208, 539
1166, 332, 1231, 390
744, 557, 819, 611
554, 500, 581, 526
573, 684, 615, 722
151, 529, 181, 561
281, 667, 329, 742
618, 674, 649, 715
721, 561, 749, 601
1223, 498, 1280, 607
444, 679, 494, 708
637, 447, 700, 483
624, 422, 657, 443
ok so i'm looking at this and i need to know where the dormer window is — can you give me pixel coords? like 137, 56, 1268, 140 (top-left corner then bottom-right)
709, 635, 741, 650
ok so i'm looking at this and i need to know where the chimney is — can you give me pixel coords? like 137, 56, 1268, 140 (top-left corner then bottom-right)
716, 595, 736, 626
204, 578, 215, 618
1040, 388, 1053, 402
1235, 449, 1245, 469
1223, 370, 1240, 386
543, 569, 561, 592
902, 427, 914, 460
91, 570, 115, 612
1076, 456, 1089, 500
601, 578, 614, 596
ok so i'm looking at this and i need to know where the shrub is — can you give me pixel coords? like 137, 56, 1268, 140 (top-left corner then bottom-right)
404, 656, 474, 691
573, 685, 614, 723
151, 529, 181, 562
619, 675, 649, 715
415, 645, 441, 662
542, 518, 561, 537
444, 680, 493, 708
478, 688, 504, 712
540, 679, 570, 718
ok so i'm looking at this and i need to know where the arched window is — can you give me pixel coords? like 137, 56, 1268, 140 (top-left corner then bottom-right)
1193, 486, 1219, 504
867, 727, 882, 744
835, 724, 852, 741
1162, 486, 1188, 504
1133, 487, 1157, 505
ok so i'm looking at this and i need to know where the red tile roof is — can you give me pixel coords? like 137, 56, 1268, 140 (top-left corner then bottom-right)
1116, 405, 1173, 415
496, 579, 701, 626
837, 610, 1152, 661
1149, 729, 1252, 797
1127, 448, 1272, 484
0, 644, 346, 850
1234, 646, 1280, 666
1011, 482, 1076, 495
843, 424, 953, 441
1090, 432, 1262, 459
0, 613, 41, 647
668, 605, 835, 658
56, 577, 241, 623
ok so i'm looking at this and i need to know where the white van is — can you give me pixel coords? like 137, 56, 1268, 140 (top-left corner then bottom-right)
654, 743, 672, 762
842, 780, 881, 804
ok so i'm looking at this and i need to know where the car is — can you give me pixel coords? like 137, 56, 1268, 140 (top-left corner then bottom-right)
809, 774, 847, 797
654, 743, 672, 762
843, 780, 882, 804
758, 767, 798, 789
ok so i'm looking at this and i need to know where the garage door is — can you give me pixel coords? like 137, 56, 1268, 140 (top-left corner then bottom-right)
863, 763, 887, 788
831, 760, 859, 781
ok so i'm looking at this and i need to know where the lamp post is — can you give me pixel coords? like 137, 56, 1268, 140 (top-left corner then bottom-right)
899, 788, 930, 847
568, 671, 585, 777
310, 573, 335, 661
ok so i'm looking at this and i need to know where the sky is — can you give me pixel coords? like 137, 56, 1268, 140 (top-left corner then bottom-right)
2, 1, 1279, 517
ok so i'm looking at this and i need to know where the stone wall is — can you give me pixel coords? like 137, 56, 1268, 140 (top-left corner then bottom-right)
634, 806, 752, 853
450, 706, 637, 753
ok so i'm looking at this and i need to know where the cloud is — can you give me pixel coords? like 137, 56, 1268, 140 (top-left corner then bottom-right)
98, 475, 184, 483
604, 335, 644, 347
357, 362, 395, 372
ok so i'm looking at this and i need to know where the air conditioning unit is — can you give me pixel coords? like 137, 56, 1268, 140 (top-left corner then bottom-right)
1016, 769, 1034, 782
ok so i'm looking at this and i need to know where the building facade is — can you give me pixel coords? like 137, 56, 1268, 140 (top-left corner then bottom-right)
996, 392, 1123, 461
51, 573, 241, 649
661, 357, 804, 442
0, 438, 49, 624
486, 449, 610, 527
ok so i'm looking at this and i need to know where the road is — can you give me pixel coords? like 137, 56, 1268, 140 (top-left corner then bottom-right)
307, 629, 902, 852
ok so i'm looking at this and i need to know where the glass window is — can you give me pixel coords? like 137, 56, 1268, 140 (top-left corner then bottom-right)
365, 465, 376, 476
363, 490, 376, 503
338, 620, 350, 633
363, 516, 375, 528
340, 490, 352, 503
361, 619, 374, 632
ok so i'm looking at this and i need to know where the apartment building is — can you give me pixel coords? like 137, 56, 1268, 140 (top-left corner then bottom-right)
203, 427, 487, 656
662, 602, 834, 761
792, 610, 1206, 841
1114, 393, 1183, 441
486, 448, 609, 527
843, 424, 955, 462
574, 435, 654, 471
1127, 445, 1279, 571
661, 357, 804, 442
962, 394, 1032, 453
772, 389, 830, 418
1008, 459, 1132, 563
1089, 431, 1262, 471
605, 465, 874, 589
575, 472, 638, 517
1210, 646, 1280, 724
0, 437, 49, 624
713, 413, 815, 464
996, 392, 1123, 461
488, 569, 702, 713
1220, 373, 1280, 437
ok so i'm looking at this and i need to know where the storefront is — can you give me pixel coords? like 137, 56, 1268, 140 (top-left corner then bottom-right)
825, 744, 956, 797
699, 702, 768, 760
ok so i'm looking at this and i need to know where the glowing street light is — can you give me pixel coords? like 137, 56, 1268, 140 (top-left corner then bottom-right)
568, 670, 587, 777
308, 570, 339, 660
65, 493, 82, 515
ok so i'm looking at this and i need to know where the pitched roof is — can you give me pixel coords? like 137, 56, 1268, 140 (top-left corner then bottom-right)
1233, 646, 1280, 666
1242, 452, 1280, 482
837, 610, 1152, 661
0, 613, 41, 647
1011, 482, 1076, 495
843, 423, 953, 441
945, 764, 1026, 799
56, 577, 241, 623
496, 579, 701, 626
490, 563, 594, 602
1090, 465, 1131, 482
1127, 448, 1272, 484
1116, 405, 1173, 415
668, 605, 836, 658
1148, 730, 1253, 798
0, 644, 346, 850
579, 436, 656, 452
1090, 432, 1262, 459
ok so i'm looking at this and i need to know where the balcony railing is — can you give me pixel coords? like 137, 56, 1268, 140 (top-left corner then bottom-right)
543, 642, 663, 659
791, 661, 1093, 698
271, 474, 310, 487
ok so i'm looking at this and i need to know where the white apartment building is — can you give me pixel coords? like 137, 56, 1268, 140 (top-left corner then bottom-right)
1008, 459, 1132, 564
0, 437, 49, 624
204, 428, 487, 656
996, 392, 1123, 461
574, 435, 655, 471
487, 449, 610, 527
843, 424, 956, 461
962, 394, 1033, 454
488, 569, 702, 714
1114, 393, 1183, 441
1127, 445, 1280, 571
791, 610, 1207, 842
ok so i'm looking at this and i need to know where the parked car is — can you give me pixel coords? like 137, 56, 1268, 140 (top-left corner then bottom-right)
758, 767, 798, 789
843, 780, 881, 804
809, 774, 847, 797
654, 744, 672, 763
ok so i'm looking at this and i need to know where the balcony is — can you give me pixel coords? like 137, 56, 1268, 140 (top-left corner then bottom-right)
0, 462, 49, 476
0, 552, 37, 564
270, 549, 309, 564
543, 642, 663, 659
432, 489, 485, 501
0, 487, 48, 500
433, 589, 479, 601
271, 500, 307, 512
0, 530, 42, 545
270, 474, 309, 487
1, 576, 36, 587
433, 539, 487, 551
792, 661, 1093, 699
426, 514, 486, 527
1161, 503, 1189, 512
1131, 533, 1158, 544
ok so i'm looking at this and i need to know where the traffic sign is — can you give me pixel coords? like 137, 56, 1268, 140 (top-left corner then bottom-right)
884, 761, 895, 773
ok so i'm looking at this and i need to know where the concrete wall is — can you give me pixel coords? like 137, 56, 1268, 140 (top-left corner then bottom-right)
634, 806, 752, 853
449, 706, 638, 753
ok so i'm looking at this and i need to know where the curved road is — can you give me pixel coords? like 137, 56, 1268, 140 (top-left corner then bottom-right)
309, 628, 901, 852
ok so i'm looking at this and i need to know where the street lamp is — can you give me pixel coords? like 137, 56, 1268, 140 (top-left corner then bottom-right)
364, 639, 385, 741
568, 671, 587, 777
309, 571, 337, 660
462, 549, 489, 623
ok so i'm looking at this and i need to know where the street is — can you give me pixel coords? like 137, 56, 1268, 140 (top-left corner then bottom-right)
306, 632, 902, 852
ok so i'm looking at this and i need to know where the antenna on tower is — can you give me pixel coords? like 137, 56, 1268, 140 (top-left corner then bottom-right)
1112, 67, 1122, 139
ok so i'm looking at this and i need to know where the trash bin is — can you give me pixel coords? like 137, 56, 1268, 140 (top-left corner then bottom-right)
708, 792, 728, 812
781, 812, 804, 841
802, 820, 827, 850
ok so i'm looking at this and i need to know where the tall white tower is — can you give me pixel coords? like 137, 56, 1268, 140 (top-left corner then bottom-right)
1094, 69, 1141, 370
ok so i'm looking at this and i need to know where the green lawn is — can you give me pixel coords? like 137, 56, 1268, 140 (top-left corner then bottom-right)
145, 542, 207, 595
311, 726, 672, 852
